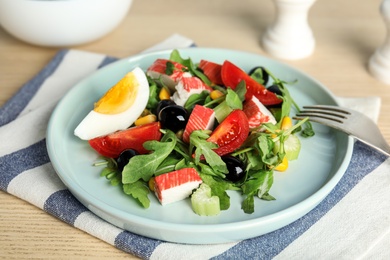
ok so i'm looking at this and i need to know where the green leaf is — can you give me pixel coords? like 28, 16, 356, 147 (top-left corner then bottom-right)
174, 158, 194, 171
302, 125, 315, 137
213, 86, 246, 123
100, 167, 116, 178
255, 134, 280, 167
153, 154, 181, 176
225, 88, 242, 110
184, 91, 210, 111
256, 171, 274, 199
243, 150, 264, 171
123, 181, 150, 208
234, 80, 247, 102
241, 170, 274, 213
200, 174, 231, 210
146, 76, 160, 110
122, 130, 177, 184
198, 162, 226, 179
261, 192, 276, 201
242, 194, 255, 214
190, 130, 228, 175
169, 49, 212, 86
165, 61, 175, 75
250, 67, 267, 85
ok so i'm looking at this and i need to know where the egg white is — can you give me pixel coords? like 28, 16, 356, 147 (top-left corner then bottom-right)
74, 67, 149, 140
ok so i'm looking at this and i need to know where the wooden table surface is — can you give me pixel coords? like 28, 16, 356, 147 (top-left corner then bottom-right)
1, 0, 389, 258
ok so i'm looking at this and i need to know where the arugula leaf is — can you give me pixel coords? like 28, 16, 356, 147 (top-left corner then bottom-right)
213, 88, 243, 122
200, 174, 231, 210
146, 76, 160, 111
250, 67, 267, 85
123, 180, 150, 208
153, 154, 182, 176
122, 130, 177, 184
261, 192, 276, 201
165, 61, 175, 75
189, 130, 228, 175
169, 49, 212, 86
256, 135, 281, 167
234, 80, 247, 102
184, 90, 210, 111
174, 158, 195, 171
99, 167, 121, 186
225, 88, 243, 110
242, 194, 255, 214
241, 170, 274, 213
241, 149, 264, 171
255, 170, 274, 199
198, 162, 226, 179
266, 68, 315, 138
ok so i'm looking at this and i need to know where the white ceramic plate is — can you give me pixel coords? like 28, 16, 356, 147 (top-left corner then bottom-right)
46, 48, 353, 244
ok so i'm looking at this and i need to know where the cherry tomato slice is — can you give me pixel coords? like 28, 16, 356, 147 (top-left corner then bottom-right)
221, 60, 282, 106
88, 122, 162, 158
198, 59, 224, 86
207, 110, 249, 156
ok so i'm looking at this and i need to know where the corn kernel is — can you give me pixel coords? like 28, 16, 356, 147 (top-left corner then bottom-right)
135, 114, 157, 126
148, 177, 155, 191
275, 156, 288, 172
159, 87, 171, 100
210, 90, 224, 100
281, 116, 293, 130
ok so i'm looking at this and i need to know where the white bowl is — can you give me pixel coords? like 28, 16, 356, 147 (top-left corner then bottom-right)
0, 0, 133, 47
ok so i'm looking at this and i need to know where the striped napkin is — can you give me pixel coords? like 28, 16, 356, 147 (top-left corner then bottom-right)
1, 34, 389, 259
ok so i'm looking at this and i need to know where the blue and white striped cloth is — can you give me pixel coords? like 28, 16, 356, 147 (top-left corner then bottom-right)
1, 34, 389, 259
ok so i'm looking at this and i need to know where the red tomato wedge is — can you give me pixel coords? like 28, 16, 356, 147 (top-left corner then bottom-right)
207, 110, 249, 156
198, 60, 224, 86
88, 122, 162, 158
221, 60, 282, 106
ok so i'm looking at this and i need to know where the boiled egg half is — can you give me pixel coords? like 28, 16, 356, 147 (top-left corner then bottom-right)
74, 67, 149, 140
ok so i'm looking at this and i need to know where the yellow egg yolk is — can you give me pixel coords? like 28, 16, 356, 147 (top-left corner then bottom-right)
94, 72, 139, 114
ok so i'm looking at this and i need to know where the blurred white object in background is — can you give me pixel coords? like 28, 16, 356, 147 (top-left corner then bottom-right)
368, 0, 390, 85
262, 0, 316, 60
0, 0, 133, 47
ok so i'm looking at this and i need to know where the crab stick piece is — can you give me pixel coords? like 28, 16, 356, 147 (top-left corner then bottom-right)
154, 168, 202, 205
182, 105, 215, 143
243, 95, 276, 129
146, 59, 190, 91
171, 76, 213, 106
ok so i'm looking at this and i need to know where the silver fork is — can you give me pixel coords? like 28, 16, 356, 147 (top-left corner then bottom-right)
293, 105, 390, 157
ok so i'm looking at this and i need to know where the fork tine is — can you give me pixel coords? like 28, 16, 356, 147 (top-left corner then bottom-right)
294, 105, 390, 157
295, 105, 350, 124
295, 111, 345, 124
293, 115, 345, 130
301, 105, 351, 115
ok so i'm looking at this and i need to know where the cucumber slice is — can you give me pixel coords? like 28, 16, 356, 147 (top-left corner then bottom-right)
284, 134, 301, 160
191, 183, 220, 216
274, 134, 301, 161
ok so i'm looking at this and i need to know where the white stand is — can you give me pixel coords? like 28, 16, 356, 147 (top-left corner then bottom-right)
262, 0, 317, 60
368, 0, 390, 85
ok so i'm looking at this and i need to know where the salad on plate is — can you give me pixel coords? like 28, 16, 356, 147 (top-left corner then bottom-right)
73, 50, 314, 216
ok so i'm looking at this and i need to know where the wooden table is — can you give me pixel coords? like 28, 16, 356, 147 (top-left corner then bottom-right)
1, 0, 388, 258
